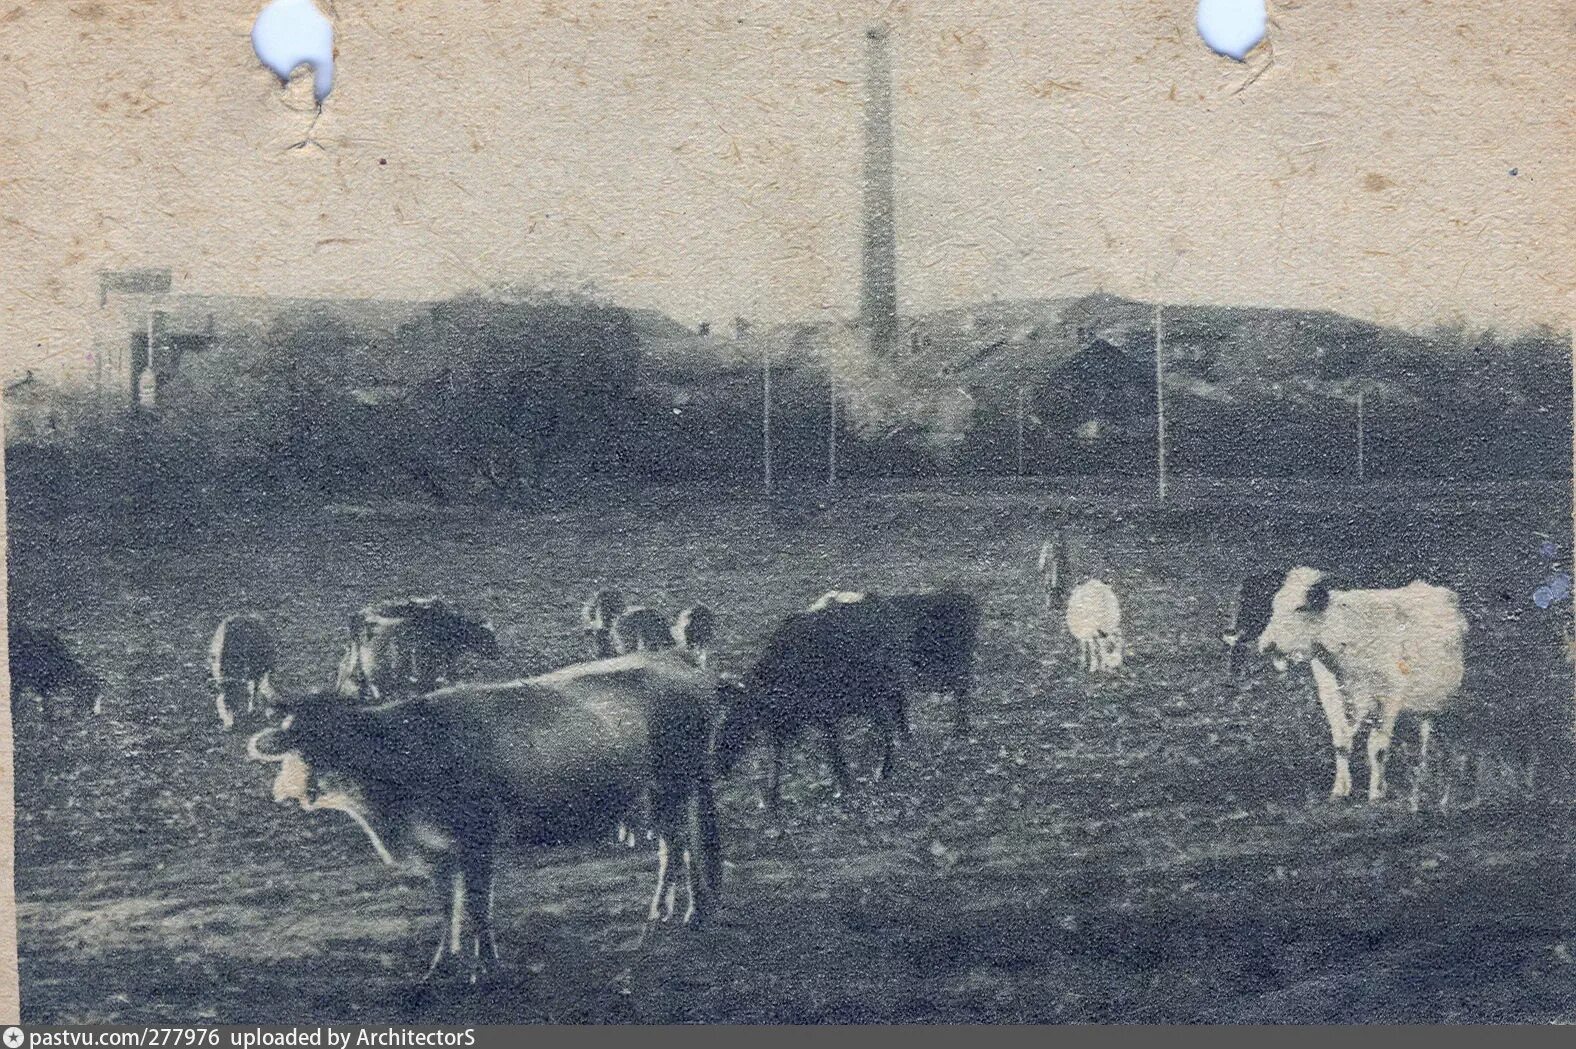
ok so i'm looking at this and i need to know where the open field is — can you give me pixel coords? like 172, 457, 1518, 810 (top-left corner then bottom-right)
8, 478, 1575, 1023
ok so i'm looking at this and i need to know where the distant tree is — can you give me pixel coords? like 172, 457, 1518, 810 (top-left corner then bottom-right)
384, 291, 641, 501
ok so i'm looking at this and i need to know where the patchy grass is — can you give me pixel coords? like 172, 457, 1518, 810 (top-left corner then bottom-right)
9, 478, 1574, 1023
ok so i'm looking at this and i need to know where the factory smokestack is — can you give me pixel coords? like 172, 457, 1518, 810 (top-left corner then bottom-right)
860, 23, 899, 357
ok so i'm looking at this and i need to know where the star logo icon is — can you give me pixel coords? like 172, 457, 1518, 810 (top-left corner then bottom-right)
4, 1026, 24, 1048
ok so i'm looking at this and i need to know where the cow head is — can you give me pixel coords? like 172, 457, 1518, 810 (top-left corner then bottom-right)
245, 693, 404, 865
581, 589, 627, 631
466, 617, 502, 660
1255, 566, 1330, 673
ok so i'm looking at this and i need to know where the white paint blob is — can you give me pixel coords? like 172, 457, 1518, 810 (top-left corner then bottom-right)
252, 0, 335, 101
1197, 0, 1266, 61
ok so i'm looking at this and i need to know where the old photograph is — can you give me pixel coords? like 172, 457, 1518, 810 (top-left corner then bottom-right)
2, 0, 1572, 1025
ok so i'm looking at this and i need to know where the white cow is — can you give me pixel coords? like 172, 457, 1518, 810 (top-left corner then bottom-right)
1065, 579, 1124, 672
1255, 566, 1468, 807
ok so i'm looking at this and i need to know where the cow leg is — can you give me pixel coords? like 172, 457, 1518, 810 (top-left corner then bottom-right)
875, 719, 896, 783
679, 846, 699, 925
1367, 710, 1399, 802
482, 871, 501, 963
648, 836, 672, 923
214, 688, 235, 732
684, 779, 720, 926
895, 693, 913, 744
1309, 661, 1354, 799
762, 736, 785, 812
1409, 717, 1433, 813
823, 727, 853, 798
423, 854, 463, 982
460, 854, 497, 983
246, 680, 257, 716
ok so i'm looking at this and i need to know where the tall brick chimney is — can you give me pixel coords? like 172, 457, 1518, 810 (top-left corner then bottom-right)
860, 24, 899, 357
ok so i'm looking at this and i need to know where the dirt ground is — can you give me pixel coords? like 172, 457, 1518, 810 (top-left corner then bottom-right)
9, 478, 1575, 1023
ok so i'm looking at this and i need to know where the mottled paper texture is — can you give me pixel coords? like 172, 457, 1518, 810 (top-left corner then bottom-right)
0, 0, 1571, 1025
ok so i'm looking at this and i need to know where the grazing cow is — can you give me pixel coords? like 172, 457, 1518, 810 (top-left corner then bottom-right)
714, 600, 909, 811
671, 605, 717, 668
1065, 579, 1124, 672
1222, 572, 1284, 677
208, 613, 278, 731
8, 624, 102, 716
247, 651, 723, 983
806, 590, 871, 612
1255, 566, 1469, 806
883, 590, 982, 735
1037, 532, 1070, 612
336, 597, 499, 702
611, 607, 676, 655
580, 588, 627, 659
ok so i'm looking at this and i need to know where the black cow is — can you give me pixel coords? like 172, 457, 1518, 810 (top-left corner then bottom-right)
714, 601, 910, 811
9, 624, 101, 716
611, 607, 677, 656
248, 651, 723, 984
1222, 572, 1284, 676
884, 590, 982, 735
335, 596, 499, 701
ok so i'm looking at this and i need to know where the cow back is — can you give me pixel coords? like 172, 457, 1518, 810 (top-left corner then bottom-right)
745, 601, 910, 721
1317, 583, 1468, 713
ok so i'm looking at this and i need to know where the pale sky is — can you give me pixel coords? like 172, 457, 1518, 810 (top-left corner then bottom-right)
3, 0, 1571, 382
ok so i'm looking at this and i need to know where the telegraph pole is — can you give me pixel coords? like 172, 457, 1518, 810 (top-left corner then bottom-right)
1016, 386, 1027, 477
1155, 303, 1167, 502
762, 340, 773, 494
828, 371, 838, 488
1356, 389, 1366, 481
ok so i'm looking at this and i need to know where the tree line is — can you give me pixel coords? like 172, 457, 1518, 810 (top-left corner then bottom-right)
4, 290, 1569, 533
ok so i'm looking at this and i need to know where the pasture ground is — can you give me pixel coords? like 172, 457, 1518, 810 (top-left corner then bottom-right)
9, 478, 1575, 1023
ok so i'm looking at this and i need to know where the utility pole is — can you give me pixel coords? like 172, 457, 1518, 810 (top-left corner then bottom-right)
762, 340, 773, 494
1356, 389, 1366, 481
1016, 386, 1027, 477
1155, 303, 1167, 502
828, 372, 838, 487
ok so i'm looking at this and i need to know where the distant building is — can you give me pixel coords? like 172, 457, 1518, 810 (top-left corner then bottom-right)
89, 270, 430, 411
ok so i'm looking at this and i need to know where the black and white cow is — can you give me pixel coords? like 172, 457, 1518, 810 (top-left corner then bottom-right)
580, 588, 627, 660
